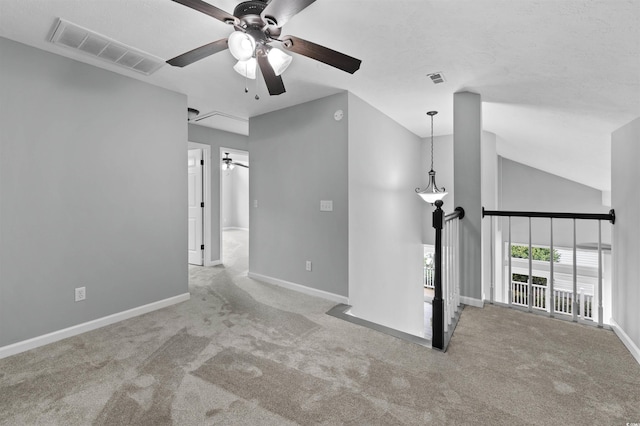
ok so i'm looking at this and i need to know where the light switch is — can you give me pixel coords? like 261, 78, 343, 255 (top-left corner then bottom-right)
253, 200, 258, 208
320, 200, 333, 211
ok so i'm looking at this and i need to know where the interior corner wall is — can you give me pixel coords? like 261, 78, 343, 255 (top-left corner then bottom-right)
188, 125, 248, 263
0, 38, 187, 347
481, 131, 498, 301
348, 93, 424, 337
421, 134, 454, 245
611, 117, 640, 358
248, 93, 349, 298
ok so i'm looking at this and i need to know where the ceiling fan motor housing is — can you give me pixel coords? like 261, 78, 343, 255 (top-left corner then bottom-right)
234, 1, 280, 37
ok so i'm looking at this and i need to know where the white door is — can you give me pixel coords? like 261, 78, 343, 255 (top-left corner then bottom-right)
188, 149, 203, 265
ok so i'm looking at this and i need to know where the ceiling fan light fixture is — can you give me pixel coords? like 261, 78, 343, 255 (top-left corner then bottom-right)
267, 47, 292, 76
233, 58, 257, 79
228, 31, 255, 61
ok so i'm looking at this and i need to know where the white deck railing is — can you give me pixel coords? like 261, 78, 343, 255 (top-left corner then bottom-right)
424, 267, 435, 289
511, 282, 594, 320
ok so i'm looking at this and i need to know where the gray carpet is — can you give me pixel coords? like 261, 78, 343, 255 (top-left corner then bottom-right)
1, 229, 639, 425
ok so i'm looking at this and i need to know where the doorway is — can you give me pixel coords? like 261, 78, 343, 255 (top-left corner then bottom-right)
187, 143, 212, 266
220, 148, 249, 267
188, 148, 203, 265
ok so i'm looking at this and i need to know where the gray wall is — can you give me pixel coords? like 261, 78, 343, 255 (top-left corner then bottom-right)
222, 155, 249, 229
248, 93, 349, 297
188, 125, 248, 263
499, 157, 611, 248
611, 117, 640, 357
454, 91, 483, 301
0, 38, 187, 346
348, 93, 424, 336
481, 131, 498, 302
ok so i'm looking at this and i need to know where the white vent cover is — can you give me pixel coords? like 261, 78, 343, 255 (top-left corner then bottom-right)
49, 18, 164, 75
427, 72, 446, 84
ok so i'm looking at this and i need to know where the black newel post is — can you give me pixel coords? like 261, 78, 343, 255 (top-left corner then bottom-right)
432, 199, 445, 350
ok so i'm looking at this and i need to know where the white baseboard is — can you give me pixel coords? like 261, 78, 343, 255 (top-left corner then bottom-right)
248, 272, 349, 305
0, 293, 190, 360
222, 227, 249, 231
610, 318, 640, 365
460, 296, 484, 308
205, 259, 222, 267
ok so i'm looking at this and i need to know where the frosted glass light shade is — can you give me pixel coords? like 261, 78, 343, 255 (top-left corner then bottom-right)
267, 48, 292, 76
233, 58, 257, 79
228, 31, 255, 61
417, 190, 448, 204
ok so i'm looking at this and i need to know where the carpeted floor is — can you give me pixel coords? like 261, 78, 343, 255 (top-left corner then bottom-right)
1, 229, 639, 425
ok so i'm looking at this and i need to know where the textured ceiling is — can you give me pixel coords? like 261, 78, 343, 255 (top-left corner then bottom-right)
1, 0, 638, 190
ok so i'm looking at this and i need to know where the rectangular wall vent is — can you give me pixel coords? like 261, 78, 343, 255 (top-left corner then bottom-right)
427, 72, 446, 84
49, 18, 165, 75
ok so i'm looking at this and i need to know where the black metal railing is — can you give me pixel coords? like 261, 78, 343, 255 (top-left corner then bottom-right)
482, 208, 615, 327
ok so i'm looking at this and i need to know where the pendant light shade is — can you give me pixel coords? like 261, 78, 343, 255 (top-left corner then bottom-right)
416, 111, 448, 203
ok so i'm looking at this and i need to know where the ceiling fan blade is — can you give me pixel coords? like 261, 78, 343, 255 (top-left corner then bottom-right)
256, 52, 286, 95
261, 0, 317, 28
281, 36, 361, 74
232, 162, 249, 168
166, 38, 228, 67
170, 0, 236, 24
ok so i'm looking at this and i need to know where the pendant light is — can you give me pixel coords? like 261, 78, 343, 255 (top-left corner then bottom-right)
416, 111, 448, 203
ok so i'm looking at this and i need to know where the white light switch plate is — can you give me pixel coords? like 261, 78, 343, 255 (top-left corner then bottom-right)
320, 200, 333, 211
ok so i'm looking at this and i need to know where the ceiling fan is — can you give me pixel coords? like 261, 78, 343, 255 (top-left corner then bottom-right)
222, 152, 248, 170
166, 0, 362, 96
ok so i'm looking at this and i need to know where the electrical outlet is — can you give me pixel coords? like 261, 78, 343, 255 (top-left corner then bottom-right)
320, 200, 333, 212
75, 287, 86, 302
305, 261, 312, 271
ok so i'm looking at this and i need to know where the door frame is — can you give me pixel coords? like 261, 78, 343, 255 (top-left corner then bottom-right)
188, 142, 214, 266
219, 147, 249, 264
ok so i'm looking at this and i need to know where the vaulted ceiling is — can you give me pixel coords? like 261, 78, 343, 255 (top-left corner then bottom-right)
1, 0, 638, 191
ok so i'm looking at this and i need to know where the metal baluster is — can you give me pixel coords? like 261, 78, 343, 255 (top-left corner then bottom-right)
572, 219, 578, 322
455, 217, 460, 309
528, 217, 533, 312
490, 215, 495, 304
550, 218, 555, 317
508, 217, 512, 306
598, 220, 603, 327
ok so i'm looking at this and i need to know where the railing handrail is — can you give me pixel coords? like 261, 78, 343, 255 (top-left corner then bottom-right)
482, 207, 615, 224
445, 207, 465, 223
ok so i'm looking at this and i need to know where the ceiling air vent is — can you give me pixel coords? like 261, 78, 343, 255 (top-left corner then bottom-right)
427, 72, 446, 84
49, 18, 164, 75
